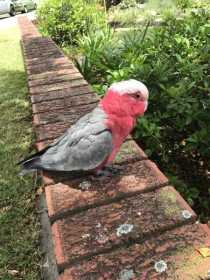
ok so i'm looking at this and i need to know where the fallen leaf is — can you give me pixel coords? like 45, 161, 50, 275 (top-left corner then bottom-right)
197, 247, 210, 258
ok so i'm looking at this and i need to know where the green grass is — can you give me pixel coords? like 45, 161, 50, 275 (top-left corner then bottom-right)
0, 26, 41, 279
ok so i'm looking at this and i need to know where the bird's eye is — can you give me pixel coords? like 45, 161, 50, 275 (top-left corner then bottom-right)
134, 92, 143, 100
130, 92, 143, 100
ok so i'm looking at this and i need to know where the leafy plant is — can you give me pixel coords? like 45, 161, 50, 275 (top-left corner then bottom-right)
75, 28, 117, 84
76, 9, 210, 182
118, 0, 138, 9
37, 0, 106, 46
175, 0, 192, 9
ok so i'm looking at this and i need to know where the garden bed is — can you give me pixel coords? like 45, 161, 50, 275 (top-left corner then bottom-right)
37, 0, 210, 222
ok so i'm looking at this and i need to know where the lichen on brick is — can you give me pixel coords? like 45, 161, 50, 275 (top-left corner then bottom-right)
118, 268, 135, 280
114, 140, 140, 163
181, 210, 192, 220
95, 232, 109, 244
116, 223, 134, 237
157, 188, 181, 217
96, 222, 101, 228
154, 260, 167, 273
79, 180, 91, 190
82, 233, 90, 239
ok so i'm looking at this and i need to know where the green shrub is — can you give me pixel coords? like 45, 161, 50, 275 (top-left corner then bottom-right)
118, 0, 138, 9
134, 11, 210, 164
76, 10, 210, 172
175, 0, 192, 9
37, 0, 106, 46
75, 28, 117, 84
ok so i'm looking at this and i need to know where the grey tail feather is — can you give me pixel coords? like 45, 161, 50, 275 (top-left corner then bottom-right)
18, 147, 49, 166
18, 157, 41, 176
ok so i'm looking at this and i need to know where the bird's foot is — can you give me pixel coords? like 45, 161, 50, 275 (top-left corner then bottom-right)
105, 165, 124, 175
95, 169, 112, 177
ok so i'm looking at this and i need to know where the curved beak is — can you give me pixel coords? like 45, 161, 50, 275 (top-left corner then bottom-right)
144, 101, 148, 112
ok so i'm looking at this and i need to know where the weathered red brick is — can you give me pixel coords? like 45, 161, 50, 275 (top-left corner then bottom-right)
27, 62, 70, 75
23, 36, 53, 44
58, 223, 210, 280
23, 39, 61, 51
35, 141, 46, 151
23, 38, 57, 47
22, 37, 52, 45
45, 158, 167, 220
114, 139, 147, 163
25, 49, 63, 60
28, 72, 83, 87
23, 43, 60, 52
51, 186, 196, 267
34, 103, 97, 141
32, 93, 98, 115
29, 79, 88, 94
24, 44, 56, 51
23, 38, 57, 49
24, 47, 59, 57
18, 17, 41, 38
28, 68, 78, 81
26, 57, 69, 68
30, 85, 94, 103
31, 99, 63, 114
200, 223, 210, 244
32, 113, 40, 126
35, 121, 70, 142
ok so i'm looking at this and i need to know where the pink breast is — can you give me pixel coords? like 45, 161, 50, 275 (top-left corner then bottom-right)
105, 115, 135, 164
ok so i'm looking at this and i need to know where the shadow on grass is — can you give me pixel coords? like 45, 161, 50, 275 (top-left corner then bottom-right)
0, 66, 41, 279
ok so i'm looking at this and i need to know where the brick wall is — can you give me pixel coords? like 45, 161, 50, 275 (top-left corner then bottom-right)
18, 16, 210, 280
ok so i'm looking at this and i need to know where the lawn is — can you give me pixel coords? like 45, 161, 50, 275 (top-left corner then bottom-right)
0, 26, 40, 279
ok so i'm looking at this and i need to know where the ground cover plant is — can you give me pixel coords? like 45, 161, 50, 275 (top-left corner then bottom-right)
38, 0, 210, 221
0, 26, 40, 279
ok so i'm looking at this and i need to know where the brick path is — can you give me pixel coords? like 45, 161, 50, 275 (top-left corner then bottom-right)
18, 16, 210, 280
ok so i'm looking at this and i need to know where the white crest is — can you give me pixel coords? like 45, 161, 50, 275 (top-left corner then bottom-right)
108, 79, 149, 100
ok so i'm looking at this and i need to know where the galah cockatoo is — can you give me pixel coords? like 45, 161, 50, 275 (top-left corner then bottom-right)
19, 79, 149, 174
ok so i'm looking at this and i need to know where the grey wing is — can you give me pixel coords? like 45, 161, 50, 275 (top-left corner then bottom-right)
46, 111, 92, 149
39, 108, 113, 171
40, 129, 112, 171
46, 107, 105, 149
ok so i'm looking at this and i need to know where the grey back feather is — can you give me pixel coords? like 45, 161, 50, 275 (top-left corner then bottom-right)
39, 107, 113, 171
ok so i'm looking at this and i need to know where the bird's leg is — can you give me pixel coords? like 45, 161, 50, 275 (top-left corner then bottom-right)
95, 164, 124, 177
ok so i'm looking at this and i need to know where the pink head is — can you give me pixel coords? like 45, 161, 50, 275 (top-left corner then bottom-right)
100, 79, 149, 118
